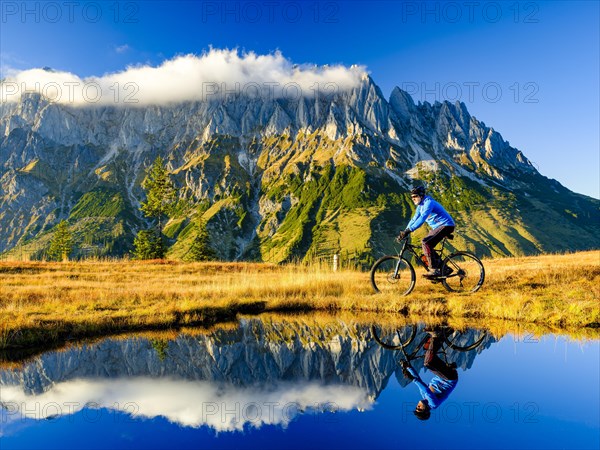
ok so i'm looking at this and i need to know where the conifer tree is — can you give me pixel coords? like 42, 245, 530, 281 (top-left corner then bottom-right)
48, 220, 73, 261
134, 157, 176, 259
184, 222, 216, 262
132, 229, 163, 260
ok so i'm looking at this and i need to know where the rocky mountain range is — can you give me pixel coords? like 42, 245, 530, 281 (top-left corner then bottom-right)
1, 320, 490, 394
1, 74, 598, 261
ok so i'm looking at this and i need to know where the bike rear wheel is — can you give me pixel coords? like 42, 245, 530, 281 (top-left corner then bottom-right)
441, 252, 485, 293
370, 256, 416, 295
371, 324, 417, 350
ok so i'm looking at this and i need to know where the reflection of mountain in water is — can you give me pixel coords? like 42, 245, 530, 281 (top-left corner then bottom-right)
1, 319, 495, 398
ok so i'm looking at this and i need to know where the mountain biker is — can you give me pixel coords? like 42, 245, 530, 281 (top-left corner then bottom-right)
401, 328, 459, 421
396, 185, 455, 278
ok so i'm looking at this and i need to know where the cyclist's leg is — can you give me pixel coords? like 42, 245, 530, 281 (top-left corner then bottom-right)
424, 333, 458, 380
422, 226, 455, 270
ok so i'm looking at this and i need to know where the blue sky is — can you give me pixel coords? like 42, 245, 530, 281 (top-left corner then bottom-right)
1, 1, 598, 198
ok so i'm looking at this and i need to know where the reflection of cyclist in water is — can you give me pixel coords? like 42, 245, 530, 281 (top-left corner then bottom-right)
401, 329, 459, 421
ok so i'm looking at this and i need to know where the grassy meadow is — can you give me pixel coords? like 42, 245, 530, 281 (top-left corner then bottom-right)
0, 250, 598, 350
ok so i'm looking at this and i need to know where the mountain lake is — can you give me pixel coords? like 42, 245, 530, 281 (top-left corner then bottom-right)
1, 315, 598, 450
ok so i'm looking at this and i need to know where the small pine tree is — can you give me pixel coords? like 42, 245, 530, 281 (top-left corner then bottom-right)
138, 156, 177, 258
48, 220, 73, 261
140, 156, 177, 231
184, 222, 216, 262
150, 339, 169, 361
133, 229, 163, 260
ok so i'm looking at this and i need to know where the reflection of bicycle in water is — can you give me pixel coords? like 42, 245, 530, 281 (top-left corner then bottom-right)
371, 324, 488, 353
370, 234, 485, 295
371, 324, 488, 421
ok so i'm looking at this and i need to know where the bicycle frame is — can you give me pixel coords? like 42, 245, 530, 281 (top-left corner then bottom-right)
392, 236, 450, 273
371, 324, 488, 360
401, 332, 447, 364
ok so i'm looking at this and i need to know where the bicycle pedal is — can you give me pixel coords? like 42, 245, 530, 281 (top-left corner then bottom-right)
423, 273, 442, 280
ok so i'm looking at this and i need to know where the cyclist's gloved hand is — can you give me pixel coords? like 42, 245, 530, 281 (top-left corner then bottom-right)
396, 229, 411, 242
401, 363, 416, 380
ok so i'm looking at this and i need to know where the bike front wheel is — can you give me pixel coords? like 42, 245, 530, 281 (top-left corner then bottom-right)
441, 252, 485, 293
370, 256, 416, 296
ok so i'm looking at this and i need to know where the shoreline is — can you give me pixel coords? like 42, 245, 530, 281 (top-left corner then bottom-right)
1, 250, 598, 350
1, 311, 598, 370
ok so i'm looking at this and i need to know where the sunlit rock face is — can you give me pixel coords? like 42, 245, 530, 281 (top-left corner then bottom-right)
2, 71, 598, 261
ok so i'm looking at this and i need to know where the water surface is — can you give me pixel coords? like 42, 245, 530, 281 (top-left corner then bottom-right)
1, 317, 598, 449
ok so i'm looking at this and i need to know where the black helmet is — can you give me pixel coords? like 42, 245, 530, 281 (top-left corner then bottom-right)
414, 408, 431, 421
410, 186, 426, 197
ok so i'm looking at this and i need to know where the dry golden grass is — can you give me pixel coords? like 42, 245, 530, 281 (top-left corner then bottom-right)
0, 250, 598, 349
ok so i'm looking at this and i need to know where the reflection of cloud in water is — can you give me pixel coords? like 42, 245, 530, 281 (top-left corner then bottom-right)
1, 378, 373, 432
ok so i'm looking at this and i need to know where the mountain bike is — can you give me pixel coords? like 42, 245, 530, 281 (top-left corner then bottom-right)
371, 324, 487, 354
370, 324, 488, 384
370, 234, 485, 295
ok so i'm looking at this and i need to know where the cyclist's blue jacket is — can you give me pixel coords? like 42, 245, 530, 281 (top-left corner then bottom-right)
406, 195, 455, 232
407, 367, 458, 409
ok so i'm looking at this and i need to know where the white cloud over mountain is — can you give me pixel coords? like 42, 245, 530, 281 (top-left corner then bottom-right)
0, 49, 367, 106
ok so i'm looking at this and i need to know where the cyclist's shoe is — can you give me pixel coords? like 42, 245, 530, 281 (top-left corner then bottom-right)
423, 332, 439, 349
423, 269, 441, 279
423, 337, 432, 350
